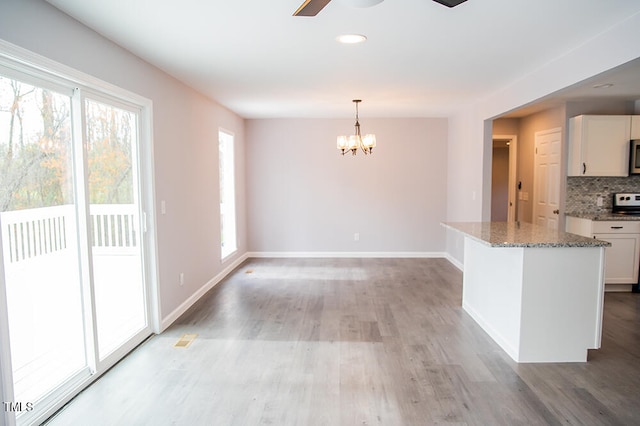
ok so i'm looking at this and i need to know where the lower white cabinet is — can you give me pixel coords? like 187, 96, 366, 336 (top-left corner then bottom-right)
593, 232, 640, 283
566, 217, 640, 286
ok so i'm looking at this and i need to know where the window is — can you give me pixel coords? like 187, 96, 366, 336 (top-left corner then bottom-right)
219, 129, 237, 259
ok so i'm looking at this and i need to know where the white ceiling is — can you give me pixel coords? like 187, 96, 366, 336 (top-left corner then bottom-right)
45, 0, 640, 119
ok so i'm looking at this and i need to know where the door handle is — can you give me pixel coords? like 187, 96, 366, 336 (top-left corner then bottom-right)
611, 226, 624, 229
583, 163, 586, 174
553, 209, 560, 215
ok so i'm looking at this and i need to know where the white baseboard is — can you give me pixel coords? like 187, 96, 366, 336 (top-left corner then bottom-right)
246, 251, 447, 259
604, 283, 634, 292
462, 301, 519, 362
444, 253, 464, 271
160, 252, 249, 331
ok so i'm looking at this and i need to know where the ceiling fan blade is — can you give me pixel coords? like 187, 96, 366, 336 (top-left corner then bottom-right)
432, 0, 468, 7
293, 0, 332, 16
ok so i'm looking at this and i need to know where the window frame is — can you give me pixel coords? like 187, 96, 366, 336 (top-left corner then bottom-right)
218, 128, 237, 260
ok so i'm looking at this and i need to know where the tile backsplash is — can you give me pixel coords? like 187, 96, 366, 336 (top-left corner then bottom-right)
566, 176, 640, 214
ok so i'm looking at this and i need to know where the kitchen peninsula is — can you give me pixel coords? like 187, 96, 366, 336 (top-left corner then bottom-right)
443, 222, 610, 363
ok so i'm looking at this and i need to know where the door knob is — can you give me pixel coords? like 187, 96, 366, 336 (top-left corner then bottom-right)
553, 209, 560, 215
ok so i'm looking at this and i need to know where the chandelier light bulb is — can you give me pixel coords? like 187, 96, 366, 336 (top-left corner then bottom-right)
337, 100, 376, 156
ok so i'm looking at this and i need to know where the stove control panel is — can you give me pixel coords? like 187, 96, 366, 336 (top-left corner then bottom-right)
613, 193, 640, 208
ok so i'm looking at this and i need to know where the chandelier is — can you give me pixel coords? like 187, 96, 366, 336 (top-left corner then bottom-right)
337, 99, 376, 155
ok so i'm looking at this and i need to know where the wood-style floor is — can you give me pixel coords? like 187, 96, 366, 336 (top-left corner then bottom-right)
46, 258, 640, 425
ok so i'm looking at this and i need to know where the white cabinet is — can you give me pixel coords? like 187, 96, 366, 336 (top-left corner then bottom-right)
568, 115, 631, 176
592, 221, 640, 284
632, 115, 640, 140
566, 217, 640, 286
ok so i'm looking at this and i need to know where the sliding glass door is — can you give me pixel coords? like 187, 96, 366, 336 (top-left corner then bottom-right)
0, 69, 152, 425
0, 76, 90, 414
85, 97, 147, 360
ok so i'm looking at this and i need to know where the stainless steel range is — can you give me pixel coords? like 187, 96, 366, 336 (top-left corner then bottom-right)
612, 192, 640, 216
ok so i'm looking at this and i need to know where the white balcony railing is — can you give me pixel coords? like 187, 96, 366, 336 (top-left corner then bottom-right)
1, 204, 139, 262
90, 204, 139, 255
1, 203, 143, 404
1, 205, 71, 264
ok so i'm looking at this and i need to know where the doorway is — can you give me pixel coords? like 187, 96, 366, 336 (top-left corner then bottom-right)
0, 61, 155, 425
491, 135, 518, 221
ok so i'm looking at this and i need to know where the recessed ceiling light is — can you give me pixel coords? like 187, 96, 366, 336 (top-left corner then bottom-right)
592, 83, 614, 89
336, 34, 367, 44
346, 0, 385, 8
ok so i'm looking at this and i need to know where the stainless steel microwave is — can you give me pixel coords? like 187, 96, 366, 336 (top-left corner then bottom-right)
631, 140, 640, 175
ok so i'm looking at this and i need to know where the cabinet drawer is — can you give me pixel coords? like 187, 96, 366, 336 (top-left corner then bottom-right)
592, 221, 640, 234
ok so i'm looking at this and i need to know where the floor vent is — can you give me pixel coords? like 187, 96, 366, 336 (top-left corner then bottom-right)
174, 333, 197, 348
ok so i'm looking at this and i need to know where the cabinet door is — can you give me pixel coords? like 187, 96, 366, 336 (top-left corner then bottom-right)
632, 115, 640, 140
593, 233, 640, 283
568, 115, 631, 176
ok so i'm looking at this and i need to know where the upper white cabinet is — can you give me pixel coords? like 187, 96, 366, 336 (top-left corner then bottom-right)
568, 115, 631, 176
632, 115, 640, 140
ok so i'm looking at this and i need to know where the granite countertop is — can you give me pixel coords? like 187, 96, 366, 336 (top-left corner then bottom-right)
566, 212, 640, 221
442, 221, 611, 248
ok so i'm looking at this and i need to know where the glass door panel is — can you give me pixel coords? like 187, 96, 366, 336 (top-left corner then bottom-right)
84, 98, 146, 359
0, 77, 88, 407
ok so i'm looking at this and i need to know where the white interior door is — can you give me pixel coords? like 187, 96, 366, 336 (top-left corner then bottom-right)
533, 129, 562, 230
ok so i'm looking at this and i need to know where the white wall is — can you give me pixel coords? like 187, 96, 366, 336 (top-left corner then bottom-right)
445, 9, 640, 266
246, 118, 448, 255
0, 0, 247, 325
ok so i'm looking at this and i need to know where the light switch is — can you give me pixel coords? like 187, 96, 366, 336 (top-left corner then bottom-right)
161, 200, 166, 215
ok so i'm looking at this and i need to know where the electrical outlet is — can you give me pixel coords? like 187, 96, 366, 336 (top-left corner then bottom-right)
597, 196, 603, 207
179, 272, 184, 286
354, 233, 360, 241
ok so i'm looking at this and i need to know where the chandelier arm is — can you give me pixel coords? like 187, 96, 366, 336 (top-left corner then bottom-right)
337, 99, 374, 157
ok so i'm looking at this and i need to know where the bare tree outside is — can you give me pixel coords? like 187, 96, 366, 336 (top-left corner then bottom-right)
0, 77, 72, 212
85, 98, 134, 205
0, 77, 135, 212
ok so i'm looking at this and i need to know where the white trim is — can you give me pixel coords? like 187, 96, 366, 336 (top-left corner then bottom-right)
0, 39, 149, 107
463, 300, 519, 361
247, 251, 447, 259
443, 253, 463, 271
160, 253, 250, 331
493, 134, 518, 222
0, 225, 16, 426
219, 129, 238, 260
